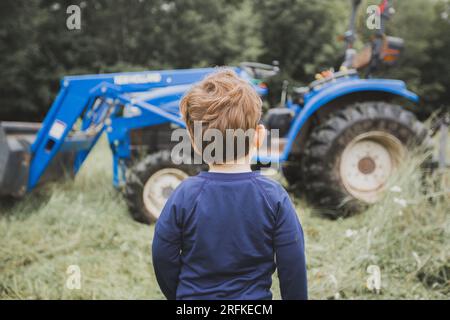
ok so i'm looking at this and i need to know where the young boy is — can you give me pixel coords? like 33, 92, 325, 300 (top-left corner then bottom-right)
152, 69, 307, 300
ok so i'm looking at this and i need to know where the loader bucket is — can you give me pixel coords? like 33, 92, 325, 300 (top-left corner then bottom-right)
0, 122, 38, 197
0, 121, 76, 198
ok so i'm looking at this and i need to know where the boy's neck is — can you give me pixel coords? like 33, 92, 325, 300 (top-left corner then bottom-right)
209, 162, 252, 174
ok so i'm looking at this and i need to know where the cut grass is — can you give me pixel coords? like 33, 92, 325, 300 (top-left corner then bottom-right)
0, 137, 448, 299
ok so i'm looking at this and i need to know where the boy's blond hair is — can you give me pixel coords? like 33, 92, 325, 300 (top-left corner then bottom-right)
180, 69, 262, 162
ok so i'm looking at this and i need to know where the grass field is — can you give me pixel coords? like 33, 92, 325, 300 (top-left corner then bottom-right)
0, 137, 449, 300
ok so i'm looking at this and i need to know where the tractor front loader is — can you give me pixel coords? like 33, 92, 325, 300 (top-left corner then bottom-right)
0, 67, 272, 223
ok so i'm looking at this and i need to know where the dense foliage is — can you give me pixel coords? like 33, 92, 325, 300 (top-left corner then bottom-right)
0, 0, 448, 120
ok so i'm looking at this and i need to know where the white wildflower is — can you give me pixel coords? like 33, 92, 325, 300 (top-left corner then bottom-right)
390, 185, 402, 193
393, 197, 407, 208
345, 229, 357, 238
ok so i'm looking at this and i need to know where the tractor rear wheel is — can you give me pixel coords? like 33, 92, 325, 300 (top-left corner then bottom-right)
281, 159, 304, 191
299, 102, 429, 218
123, 150, 203, 224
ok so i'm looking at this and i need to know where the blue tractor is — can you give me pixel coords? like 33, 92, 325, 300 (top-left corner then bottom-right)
0, 0, 431, 223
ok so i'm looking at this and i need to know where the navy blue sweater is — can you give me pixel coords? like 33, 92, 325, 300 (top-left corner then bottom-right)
152, 171, 307, 300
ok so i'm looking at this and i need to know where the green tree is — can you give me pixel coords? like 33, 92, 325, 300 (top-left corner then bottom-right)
0, 0, 448, 120
255, 0, 348, 82
0, 1, 41, 120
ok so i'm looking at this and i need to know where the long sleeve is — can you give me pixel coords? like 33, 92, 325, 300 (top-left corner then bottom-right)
274, 193, 308, 300
152, 198, 182, 300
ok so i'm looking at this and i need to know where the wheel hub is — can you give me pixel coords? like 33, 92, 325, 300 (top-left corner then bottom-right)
358, 156, 376, 174
142, 168, 188, 219
340, 131, 405, 203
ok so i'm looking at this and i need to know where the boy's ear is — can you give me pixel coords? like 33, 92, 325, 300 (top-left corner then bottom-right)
255, 124, 266, 148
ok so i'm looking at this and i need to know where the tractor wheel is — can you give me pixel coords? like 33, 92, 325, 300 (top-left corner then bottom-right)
123, 150, 203, 224
300, 102, 430, 218
281, 159, 303, 190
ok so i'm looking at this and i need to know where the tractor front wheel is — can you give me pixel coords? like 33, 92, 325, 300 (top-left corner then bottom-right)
123, 150, 202, 224
300, 102, 429, 218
